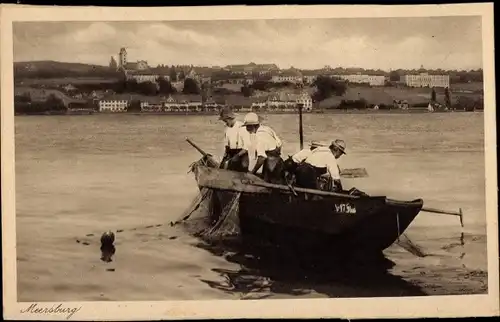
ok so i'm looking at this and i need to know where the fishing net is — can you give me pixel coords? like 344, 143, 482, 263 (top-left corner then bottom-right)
175, 157, 242, 244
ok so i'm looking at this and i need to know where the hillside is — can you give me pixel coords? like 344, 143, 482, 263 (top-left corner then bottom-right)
15, 86, 86, 107
14, 61, 120, 79
317, 84, 482, 109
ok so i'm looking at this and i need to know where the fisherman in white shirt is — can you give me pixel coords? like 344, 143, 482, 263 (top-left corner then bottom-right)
283, 141, 325, 181
295, 139, 347, 192
219, 107, 250, 172
242, 112, 285, 184
291, 141, 325, 163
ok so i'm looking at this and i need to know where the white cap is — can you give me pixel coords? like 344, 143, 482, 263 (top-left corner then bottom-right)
242, 112, 260, 126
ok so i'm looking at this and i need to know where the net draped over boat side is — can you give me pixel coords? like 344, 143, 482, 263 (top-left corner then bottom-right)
178, 189, 242, 242
177, 158, 242, 243
203, 191, 242, 240
176, 187, 213, 236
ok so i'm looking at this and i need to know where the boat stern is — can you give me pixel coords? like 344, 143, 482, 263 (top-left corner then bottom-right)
335, 198, 424, 253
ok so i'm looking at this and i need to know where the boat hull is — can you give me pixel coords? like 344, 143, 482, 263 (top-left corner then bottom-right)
237, 192, 422, 256
239, 194, 423, 255
191, 164, 423, 256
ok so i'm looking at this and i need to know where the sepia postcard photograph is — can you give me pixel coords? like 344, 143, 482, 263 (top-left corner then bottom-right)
1, 3, 499, 320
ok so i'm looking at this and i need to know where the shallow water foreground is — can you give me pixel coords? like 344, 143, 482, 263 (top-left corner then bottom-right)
15, 113, 488, 301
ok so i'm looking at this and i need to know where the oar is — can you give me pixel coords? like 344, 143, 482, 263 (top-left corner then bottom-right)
388, 199, 464, 228
395, 208, 464, 258
186, 137, 220, 168
421, 207, 464, 228
240, 179, 361, 199
393, 206, 464, 257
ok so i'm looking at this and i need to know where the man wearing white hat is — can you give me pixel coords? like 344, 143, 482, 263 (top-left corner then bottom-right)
294, 139, 347, 192
242, 112, 284, 184
219, 106, 250, 172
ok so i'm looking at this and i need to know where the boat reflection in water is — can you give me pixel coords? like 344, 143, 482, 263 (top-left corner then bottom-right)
194, 240, 428, 299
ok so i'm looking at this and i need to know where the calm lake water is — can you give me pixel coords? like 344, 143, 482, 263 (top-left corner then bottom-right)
14, 112, 489, 301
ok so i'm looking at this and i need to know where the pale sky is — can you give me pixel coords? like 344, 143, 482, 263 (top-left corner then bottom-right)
13, 17, 483, 71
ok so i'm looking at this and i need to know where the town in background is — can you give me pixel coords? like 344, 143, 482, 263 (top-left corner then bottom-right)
14, 47, 484, 115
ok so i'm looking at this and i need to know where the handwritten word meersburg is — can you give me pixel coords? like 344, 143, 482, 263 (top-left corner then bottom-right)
20, 303, 82, 319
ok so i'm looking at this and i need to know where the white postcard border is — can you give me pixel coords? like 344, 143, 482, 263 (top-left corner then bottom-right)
1, 3, 498, 320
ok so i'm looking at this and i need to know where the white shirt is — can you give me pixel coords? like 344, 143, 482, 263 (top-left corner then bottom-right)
253, 125, 282, 158
246, 132, 258, 170
292, 148, 313, 163
224, 120, 249, 150
304, 147, 341, 180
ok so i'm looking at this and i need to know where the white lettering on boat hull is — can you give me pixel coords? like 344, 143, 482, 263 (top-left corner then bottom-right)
334, 203, 357, 214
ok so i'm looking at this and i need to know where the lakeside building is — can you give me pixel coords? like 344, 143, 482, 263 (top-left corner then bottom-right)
126, 72, 165, 83
117, 62, 210, 88
140, 94, 210, 112
139, 96, 163, 112
271, 68, 303, 84
332, 74, 385, 86
251, 96, 267, 110
252, 92, 313, 111
98, 95, 129, 112
185, 68, 212, 85
225, 62, 280, 76
266, 92, 297, 109
296, 92, 313, 110
303, 75, 317, 84
164, 94, 204, 112
400, 73, 450, 88
108, 91, 313, 113
224, 77, 255, 85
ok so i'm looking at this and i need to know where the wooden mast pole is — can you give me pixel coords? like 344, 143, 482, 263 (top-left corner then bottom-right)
298, 103, 304, 149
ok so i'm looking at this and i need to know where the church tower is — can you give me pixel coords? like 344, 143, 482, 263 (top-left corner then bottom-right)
118, 48, 127, 69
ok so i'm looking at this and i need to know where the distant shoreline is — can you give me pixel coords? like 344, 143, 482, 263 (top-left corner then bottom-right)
14, 108, 480, 116
125, 109, 476, 115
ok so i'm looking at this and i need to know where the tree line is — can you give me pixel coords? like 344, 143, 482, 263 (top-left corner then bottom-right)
67, 77, 202, 97
239, 80, 304, 97
14, 63, 192, 82
14, 67, 123, 80
15, 61, 484, 85
14, 93, 67, 114
311, 76, 348, 102
238, 76, 348, 101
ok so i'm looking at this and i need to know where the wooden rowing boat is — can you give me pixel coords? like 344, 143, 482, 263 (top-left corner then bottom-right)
185, 138, 463, 259
191, 164, 424, 257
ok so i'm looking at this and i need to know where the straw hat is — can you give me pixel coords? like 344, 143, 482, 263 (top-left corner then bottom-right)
242, 112, 260, 126
218, 106, 235, 120
330, 139, 347, 154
